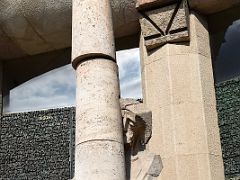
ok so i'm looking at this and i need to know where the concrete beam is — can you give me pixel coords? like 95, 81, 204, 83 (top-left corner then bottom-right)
0, 0, 138, 60
189, 0, 240, 15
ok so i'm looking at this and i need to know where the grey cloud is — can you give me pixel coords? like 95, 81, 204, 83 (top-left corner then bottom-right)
214, 19, 240, 82
5, 48, 142, 113
116, 48, 142, 99
5, 65, 76, 113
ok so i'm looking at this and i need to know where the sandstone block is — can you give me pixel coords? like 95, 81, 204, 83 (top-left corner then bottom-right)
139, 0, 189, 50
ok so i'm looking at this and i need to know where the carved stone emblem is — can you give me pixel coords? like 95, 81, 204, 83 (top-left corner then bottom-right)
139, 0, 190, 50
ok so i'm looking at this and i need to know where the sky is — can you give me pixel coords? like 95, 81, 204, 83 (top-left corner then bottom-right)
4, 48, 142, 113
214, 19, 240, 83
4, 19, 240, 113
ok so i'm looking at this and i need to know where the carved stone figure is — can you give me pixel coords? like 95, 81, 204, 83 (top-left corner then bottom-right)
121, 99, 163, 180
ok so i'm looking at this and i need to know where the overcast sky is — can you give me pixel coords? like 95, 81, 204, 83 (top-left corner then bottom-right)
214, 19, 240, 83
4, 19, 240, 113
4, 48, 142, 113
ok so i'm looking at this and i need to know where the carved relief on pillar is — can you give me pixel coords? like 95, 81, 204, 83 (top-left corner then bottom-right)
120, 99, 163, 180
138, 0, 190, 50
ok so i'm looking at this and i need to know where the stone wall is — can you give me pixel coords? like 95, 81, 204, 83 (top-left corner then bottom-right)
0, 108, 75, 180
216, 78, 240, 180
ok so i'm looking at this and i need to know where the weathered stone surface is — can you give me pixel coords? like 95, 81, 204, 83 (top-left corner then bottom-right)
75, 60, 123, 144
130, 151, 163, 180
72, 0, 116, 68
73, 1, 126, 177
75, 141, 125, 179
140, 11, 225, 180
121, 99, 152, 148
120, 99, 162, 180
139, 0, 189, 50
74, 58, 126, 179
111, 0, 139, 38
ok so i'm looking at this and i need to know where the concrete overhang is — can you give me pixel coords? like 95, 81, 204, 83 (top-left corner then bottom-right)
1, 0, 240, 61
0, 0, 139, 60
137, 0, 240, 14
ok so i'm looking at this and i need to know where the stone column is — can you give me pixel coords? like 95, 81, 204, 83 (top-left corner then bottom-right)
72, 0, 126, 179
139, 1, 225, 180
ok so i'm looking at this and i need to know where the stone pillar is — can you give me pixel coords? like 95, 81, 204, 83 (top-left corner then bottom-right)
72, 0, 126, 179
139, 1, 225, 180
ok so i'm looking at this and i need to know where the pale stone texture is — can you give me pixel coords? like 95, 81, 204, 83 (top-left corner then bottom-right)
120, 99, 162, 179
121, 99, 152, 146
130, 151, 162, 180
139, 0, 189, 50
74, 60, 126, 180
72, 0, 115, 67
75, 60, 123, 145
140, 12, 225, 180
75, 141, 125, 180
72, 0, 126, 179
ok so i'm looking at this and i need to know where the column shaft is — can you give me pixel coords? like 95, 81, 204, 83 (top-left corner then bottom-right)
75, 59, 125, 179
72, 0, 126, 179
140, 12, 225, 180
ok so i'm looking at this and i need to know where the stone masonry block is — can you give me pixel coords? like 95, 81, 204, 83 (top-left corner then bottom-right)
139, 0, 189, 50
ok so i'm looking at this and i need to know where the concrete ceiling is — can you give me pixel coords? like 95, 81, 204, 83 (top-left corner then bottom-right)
2, 0, 240, 93
0, 0, 139, 60
0, 0, 240, 61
